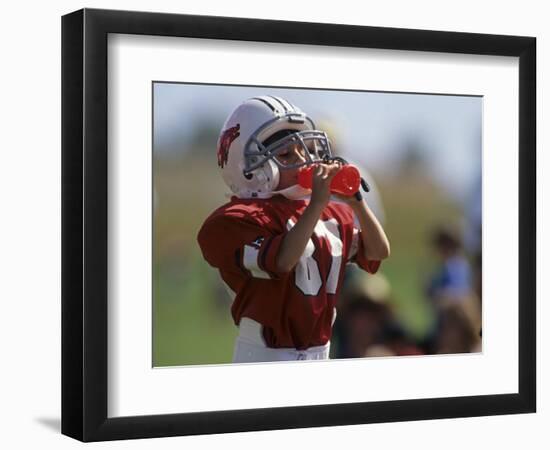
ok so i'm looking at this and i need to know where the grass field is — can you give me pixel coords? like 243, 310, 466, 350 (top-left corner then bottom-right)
153, 153, 463, 367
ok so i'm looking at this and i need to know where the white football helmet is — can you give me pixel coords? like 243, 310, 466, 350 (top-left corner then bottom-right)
217, 95, 332, 198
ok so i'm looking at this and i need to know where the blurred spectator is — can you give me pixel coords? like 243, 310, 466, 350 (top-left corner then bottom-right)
423, 224, 481, 353
464, 175, 482, 326
374, 322, 424, 357
334, 268, 423, 359
427, 224, 472, 302
464, 175, 482, 256
436, 303, 482, 354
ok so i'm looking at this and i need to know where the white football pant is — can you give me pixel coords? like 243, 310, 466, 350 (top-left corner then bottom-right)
232, 317, 330, 363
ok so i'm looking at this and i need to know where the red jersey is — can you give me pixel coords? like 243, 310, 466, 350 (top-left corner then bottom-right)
197, 195, 380, 350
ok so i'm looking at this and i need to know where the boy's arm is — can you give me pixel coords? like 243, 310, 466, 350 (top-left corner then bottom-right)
275, 163, 340, 273
347, 197, 391, 261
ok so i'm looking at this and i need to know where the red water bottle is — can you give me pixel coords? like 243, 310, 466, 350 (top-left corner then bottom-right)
297, 164, 361, 196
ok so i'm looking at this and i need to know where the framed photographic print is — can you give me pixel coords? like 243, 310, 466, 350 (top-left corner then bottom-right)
61, 8, 536, 442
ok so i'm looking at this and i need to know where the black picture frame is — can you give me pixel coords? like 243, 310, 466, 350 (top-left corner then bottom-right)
61, 8, 536, 442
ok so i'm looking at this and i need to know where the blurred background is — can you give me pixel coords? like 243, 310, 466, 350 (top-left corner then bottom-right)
153, 83, 482, 366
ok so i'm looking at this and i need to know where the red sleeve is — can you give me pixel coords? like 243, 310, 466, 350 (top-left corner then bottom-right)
348, 227, 381, 274
197, 213, 286, 279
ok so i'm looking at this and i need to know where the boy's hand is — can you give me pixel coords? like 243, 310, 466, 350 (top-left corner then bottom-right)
309, 162, 342, 208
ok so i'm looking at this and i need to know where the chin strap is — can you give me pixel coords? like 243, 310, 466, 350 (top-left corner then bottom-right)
271, 184, 312, 200
232, 184, 312, 201
354, 178, 371, 201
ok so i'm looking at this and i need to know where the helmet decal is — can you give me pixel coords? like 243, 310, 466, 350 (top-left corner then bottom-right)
217, 123, 240, 168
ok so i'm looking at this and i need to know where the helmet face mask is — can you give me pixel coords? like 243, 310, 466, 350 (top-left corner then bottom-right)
244, 128, 332, 175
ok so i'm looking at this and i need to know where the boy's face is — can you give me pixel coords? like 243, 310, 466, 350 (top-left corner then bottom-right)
275, 141, 314, 190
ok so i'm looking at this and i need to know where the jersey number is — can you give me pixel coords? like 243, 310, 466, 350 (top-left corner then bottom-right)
288, 218, 343, 296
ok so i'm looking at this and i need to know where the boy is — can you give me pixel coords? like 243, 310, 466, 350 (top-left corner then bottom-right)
197, 95, 390, 362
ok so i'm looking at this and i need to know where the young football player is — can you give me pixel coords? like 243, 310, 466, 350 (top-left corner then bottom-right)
197, 95, 390, 363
